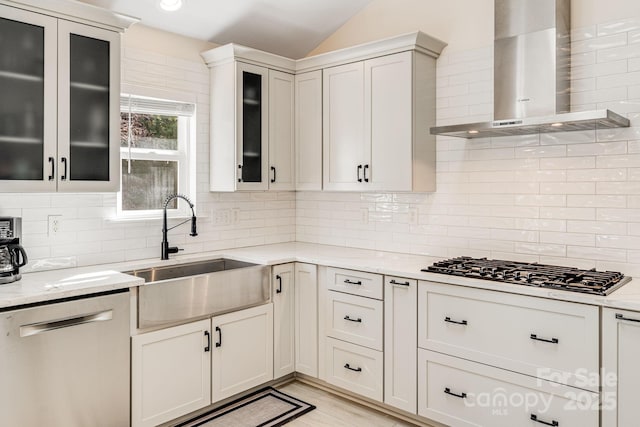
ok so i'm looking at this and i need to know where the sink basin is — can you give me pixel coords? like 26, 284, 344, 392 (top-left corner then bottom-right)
126, 258, 258, 283
125, 258, 270, 329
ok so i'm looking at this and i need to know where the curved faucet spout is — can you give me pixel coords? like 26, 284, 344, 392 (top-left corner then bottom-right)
161, 194, 197, 260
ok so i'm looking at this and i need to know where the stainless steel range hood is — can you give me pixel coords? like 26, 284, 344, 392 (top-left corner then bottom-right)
430, 0, 630, 139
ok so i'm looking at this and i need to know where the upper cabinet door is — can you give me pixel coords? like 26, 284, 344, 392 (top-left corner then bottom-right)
0, 5, 57, 192
57, 20, 120, 192
322, 62, 366, 191
295, 70, 322, 191
236, 62, 269, 190
365, 51, 413, 192
268, 70, 294, 191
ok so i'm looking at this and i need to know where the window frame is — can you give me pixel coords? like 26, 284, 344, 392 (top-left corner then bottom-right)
116, 89, 196, 219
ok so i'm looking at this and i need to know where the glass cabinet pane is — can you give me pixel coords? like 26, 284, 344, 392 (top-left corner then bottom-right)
242, 71, 262, 183
69, 34, 110, 181
0, 17, 45, 180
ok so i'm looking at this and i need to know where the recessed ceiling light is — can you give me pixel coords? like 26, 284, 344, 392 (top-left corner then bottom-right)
159, 0, 183, 11
468, 130, 479, 134
551, 122, 564, 127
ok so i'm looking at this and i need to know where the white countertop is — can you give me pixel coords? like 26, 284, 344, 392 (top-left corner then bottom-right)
2, 242, 640, 311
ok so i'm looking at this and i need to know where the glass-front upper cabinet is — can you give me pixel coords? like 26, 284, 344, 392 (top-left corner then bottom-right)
0, 4, 122, 192
0, 5, 57, 192
236, 62, 268, 190
58, 20, 120, 192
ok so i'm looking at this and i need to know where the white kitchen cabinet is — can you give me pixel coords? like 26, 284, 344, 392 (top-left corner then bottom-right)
204, 46, 297, 192
236, 62, 269, 190
384, 276, 417, 414
295, 263, 318, 377
325, 290, 383, 351
207, 60, 269, 191
294, 71, 322, 190
418, 281, 600, 391
212, 304, 274, 402
268, 70, 295, 190
131, 319, 211, 427
322, 51, 436, 192
273, 263, 295, 379
325, 337, 384, 401
418, 349, 599, 427
602, 308, 640, 427
0, 3, 128, 192
322, 61, 366, 191
57, 20, 121, 192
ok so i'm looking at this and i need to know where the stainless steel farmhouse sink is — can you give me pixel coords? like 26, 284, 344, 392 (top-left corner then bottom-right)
125, 258, 270, 329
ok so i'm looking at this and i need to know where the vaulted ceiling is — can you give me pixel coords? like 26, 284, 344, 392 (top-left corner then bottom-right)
77, 0, 372, 58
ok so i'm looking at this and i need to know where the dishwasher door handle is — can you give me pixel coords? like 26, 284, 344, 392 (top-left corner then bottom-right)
20, 309, 113, 338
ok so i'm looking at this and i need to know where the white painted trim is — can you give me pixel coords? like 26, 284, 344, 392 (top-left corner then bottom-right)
201, 31, 447, 75
0, 0, 138, 32
296, 31, 447, 73
201, 44, 296, 73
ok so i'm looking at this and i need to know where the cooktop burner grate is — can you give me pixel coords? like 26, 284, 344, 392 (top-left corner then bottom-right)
422, 256, 630, 296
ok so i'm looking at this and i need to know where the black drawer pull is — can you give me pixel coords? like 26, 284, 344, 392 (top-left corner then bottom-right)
48, 157, 55, 180
616, 313, 640, 323
531, 414, 559, 426
445, 316, 468, 326
275, 274, 282, 294
344, 363, 362, 372
215, 326, 222, 347
363, 164, 369, 182
344, 315, 362, 323
61, 157, 68, 181
357, 165, 363, 182
444, 387, 467, 399
344, 279, 362, 285
390, 279, 410, 286
530, 334, 559, 344
204, 331, 210, 352
270, 166, 276, 183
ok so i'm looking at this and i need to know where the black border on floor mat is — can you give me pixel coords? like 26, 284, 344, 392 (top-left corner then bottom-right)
175, 386, 316, 427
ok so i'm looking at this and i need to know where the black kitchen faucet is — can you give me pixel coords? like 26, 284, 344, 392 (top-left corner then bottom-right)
161, 194, 197, 260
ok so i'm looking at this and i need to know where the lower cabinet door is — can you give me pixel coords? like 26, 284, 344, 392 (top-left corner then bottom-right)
418, 349, 599, 427
295, 263, 318, 377
212, 304, 274, 402
131, 319, 212, 427
273, 263, 295, 379
602, 308, 640, 427
324, 337, 383, 401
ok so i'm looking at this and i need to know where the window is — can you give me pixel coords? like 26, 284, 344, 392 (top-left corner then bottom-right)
118, 94, 195, 217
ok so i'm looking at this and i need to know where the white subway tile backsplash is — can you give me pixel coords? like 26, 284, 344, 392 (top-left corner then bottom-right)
540, 231, 595, 246
572, 33, 628, 54
567, 168, 627, 182
540, 182, 595, 195
598, 18, 640, 36
567, 220, 628, 235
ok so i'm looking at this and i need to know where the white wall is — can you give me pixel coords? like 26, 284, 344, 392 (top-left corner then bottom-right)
309, 0, 640, 55
2, 25, 295, 273
298, 14, 640, 277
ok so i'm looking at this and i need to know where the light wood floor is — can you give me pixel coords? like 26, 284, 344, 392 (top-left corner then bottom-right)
276, 381, 419, 427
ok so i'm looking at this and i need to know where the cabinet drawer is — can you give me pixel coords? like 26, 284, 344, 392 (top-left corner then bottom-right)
326, 291, 383, 351
326, 267, 382, 299
418, 281, 600, 391
418, 349, 599, 427
325, 337, 383, 401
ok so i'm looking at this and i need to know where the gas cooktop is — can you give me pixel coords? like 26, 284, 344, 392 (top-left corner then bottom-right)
423, 257, 630, 296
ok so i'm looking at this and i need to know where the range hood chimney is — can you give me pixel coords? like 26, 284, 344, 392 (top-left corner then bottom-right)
430, 0, 630, 139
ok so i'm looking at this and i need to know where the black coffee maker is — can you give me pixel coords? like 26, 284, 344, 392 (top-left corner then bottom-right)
0, 217, 28, 284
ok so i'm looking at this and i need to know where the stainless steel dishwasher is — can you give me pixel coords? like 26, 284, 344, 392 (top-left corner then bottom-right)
0, 290, 130, 426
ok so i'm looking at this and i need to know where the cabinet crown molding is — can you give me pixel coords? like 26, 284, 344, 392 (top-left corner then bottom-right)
296, 31, 447, 73
201, 31, 447, 74
0, 0, 139, 32
201, 43, 297, 73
